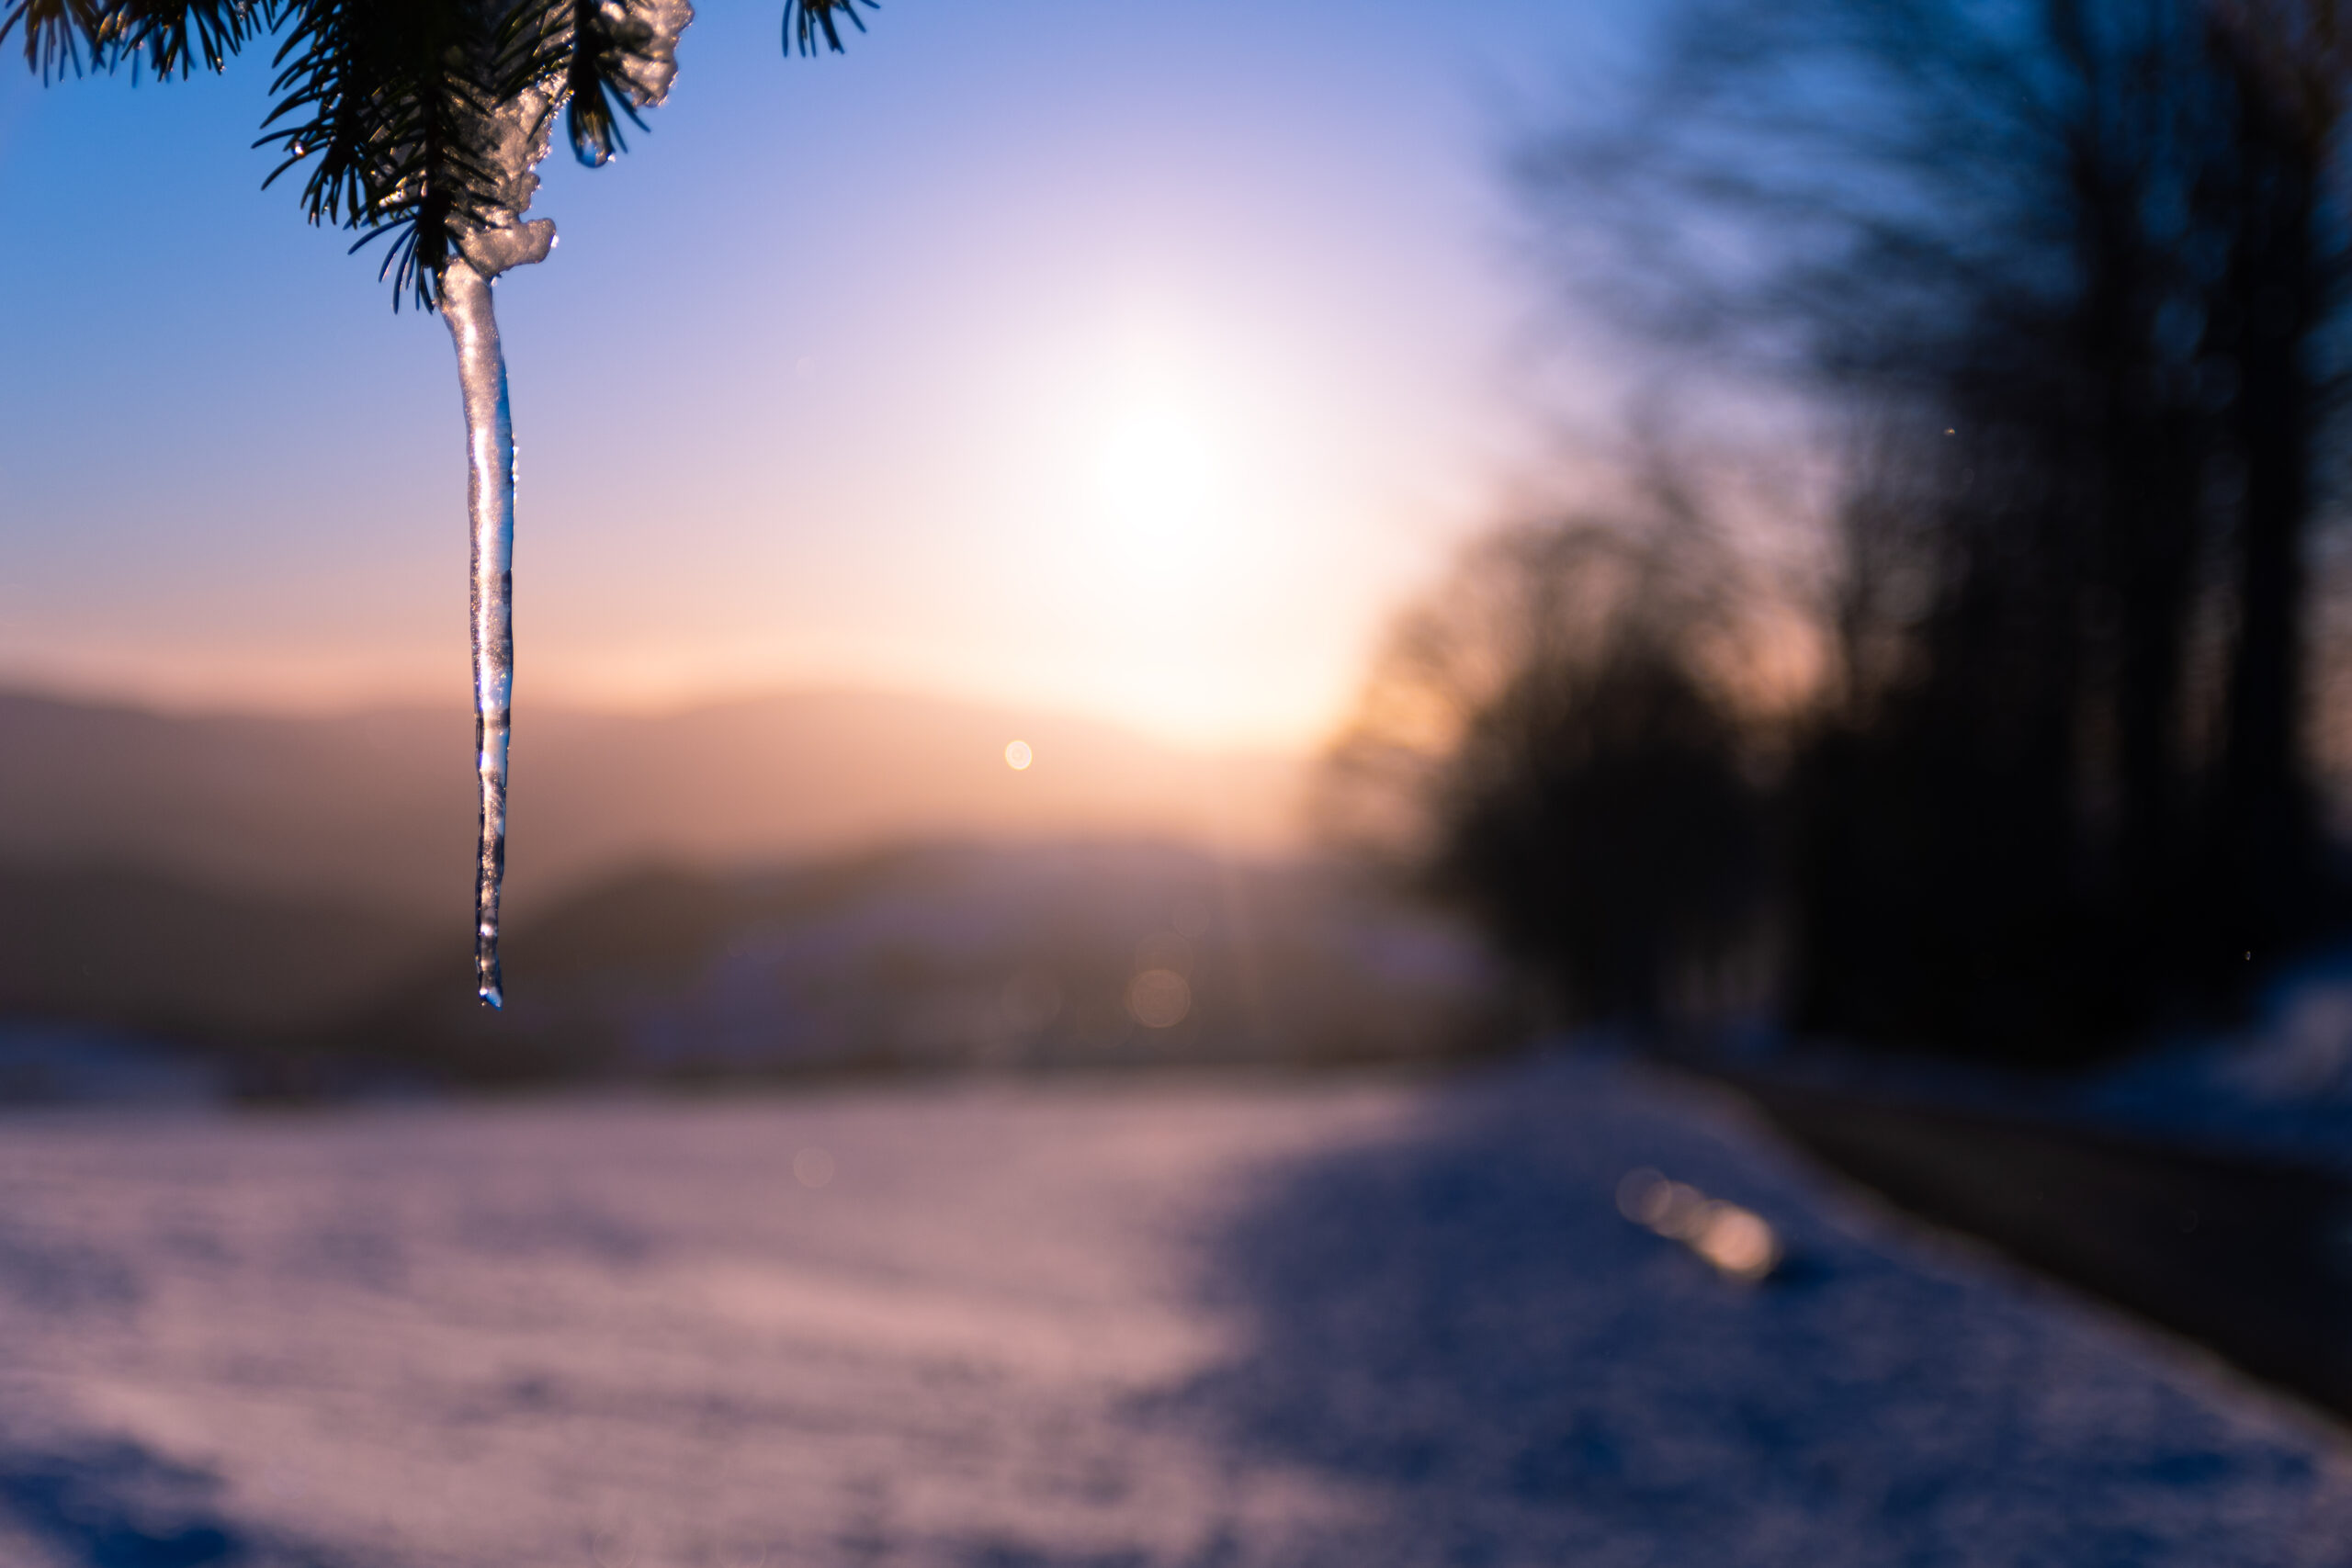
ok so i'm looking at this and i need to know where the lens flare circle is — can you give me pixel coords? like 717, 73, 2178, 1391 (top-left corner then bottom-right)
1125, 968, 1192, 1029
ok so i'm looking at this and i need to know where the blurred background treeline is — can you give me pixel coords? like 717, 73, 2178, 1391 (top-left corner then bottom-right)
1331, 0, 2352, 1066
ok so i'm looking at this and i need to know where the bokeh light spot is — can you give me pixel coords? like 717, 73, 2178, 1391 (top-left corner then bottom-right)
1125, 968, 1192, 1029
1618, 1167, 1780, 1281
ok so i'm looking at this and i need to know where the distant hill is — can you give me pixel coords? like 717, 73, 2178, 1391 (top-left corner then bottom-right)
0, 861, 435, 1042
336, 840, 1504, 1085
0, 688, 1306, 921
0, 840, 1503, 1089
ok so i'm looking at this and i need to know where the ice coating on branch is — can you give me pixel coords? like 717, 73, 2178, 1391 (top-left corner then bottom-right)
459, 217, 557, 277
455, 82, 559, 277
612, 0, 693, 107
556, 0, 695, 167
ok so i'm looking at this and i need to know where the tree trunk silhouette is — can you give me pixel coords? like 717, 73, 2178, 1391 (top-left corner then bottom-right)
2214, 76, 2320, 962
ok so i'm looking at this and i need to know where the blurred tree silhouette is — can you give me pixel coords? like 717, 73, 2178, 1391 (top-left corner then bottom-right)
1510, 0, 2351, 1061
2204, 0, 2349, 974
1325, 474, 1781, 1028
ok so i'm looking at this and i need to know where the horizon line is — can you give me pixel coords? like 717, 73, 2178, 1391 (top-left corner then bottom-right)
0, 672, 1326, 758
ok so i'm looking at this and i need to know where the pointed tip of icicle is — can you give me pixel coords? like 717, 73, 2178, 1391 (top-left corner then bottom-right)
478, 984, 504, 1010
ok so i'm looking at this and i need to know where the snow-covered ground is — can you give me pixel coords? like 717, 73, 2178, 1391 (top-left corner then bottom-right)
2080, 952, 2352, 1167
0, 1056, 2347, 1567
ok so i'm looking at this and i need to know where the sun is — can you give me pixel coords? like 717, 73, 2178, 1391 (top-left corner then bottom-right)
1094, 406, 1218, 560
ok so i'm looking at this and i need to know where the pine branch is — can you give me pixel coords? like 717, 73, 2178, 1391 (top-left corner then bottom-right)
101, 0, 263, 77
4, 0, 262, 83
4, 0, 111, 81
257, 0, 534, 310
15, 0, 876, 310
785, 0, 873, 57
559, 0, 652, 165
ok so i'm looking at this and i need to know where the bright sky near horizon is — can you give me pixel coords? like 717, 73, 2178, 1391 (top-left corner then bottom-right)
0, 0, 1625, 750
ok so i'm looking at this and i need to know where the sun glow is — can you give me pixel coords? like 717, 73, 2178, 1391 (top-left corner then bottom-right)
920, 301, 1420, 745
1098, 410, 1214, 518
1092, 403, 1226, 575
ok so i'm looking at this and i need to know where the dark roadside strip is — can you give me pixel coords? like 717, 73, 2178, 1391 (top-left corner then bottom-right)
1712, 1070, 2352, 1424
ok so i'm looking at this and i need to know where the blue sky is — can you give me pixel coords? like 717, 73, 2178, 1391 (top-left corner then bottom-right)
0, 0, 1629, 747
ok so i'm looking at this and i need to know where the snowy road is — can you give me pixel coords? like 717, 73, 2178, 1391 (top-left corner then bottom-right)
0, 1057, 2348, 1566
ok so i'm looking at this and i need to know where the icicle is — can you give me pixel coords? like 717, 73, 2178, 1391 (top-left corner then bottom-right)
443, 257, 517, 1009
442, 209, 553, 1010
437, 51, 561, 1010
429, 0, 692, 1006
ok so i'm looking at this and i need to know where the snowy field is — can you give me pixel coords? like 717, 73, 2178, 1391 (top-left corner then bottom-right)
1, 1057, 2350, 1567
